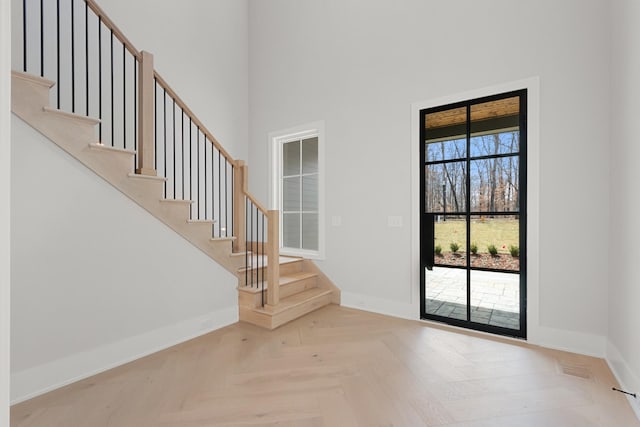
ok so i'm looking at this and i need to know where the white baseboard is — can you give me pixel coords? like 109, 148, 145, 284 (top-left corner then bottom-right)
531, 325, 607, 358
342, 291, 607, 358
10, 307, 238, 404
341, 291, 418, 322
606, 340, 640, 420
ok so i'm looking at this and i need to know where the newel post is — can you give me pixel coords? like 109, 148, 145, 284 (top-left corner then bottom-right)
266, 210, 280, 306
233, 160, 247, 252
136, 50, 156, 176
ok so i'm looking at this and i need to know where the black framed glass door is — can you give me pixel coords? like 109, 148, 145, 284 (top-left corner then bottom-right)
420, 90, 527, 338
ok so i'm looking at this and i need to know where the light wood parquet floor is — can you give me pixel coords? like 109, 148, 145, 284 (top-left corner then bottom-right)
11, 305, 640, 426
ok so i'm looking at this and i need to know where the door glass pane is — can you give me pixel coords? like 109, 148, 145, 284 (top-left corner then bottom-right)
283, 177, 301, 211
469, 215, 520, 271
425, 162, 467, 213
425, 267, 467, 321
424, 106, 467, 143
302, 174, 318, 211
470, 270, 520, 329
434, 216, 467, 268
302, 213, 318, 250
425, 139, 466, 162
469, 156, 519, 213
470, 131, 519, 157
470, 96, 520, 140
283, 141, 300, 176
302, 137, 318, 174
283, 213, 300, 249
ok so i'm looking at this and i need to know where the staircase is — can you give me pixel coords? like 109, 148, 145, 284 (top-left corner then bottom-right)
238, 256, 338, 329
12, 0, 339, 330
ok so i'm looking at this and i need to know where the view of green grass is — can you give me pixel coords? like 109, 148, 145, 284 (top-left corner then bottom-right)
434, 218, 519, 254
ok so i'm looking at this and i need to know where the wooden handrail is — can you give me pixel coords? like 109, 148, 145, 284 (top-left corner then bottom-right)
85, 0, 140, 59
81, 0, 278, 286
153, 71, 235, 164
244, 192, 269, 215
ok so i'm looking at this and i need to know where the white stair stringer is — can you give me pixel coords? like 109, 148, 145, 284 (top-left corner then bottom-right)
11, 71, 238, 273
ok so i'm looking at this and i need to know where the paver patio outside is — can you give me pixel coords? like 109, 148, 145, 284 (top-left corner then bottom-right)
425, 267, 520, 329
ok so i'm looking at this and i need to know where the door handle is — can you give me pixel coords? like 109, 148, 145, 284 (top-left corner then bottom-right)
425, 213, 435, 270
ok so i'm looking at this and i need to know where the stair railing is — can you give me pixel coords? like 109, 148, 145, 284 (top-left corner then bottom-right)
19, 0, 280, 303
22, 0, 141, 155
233, 161, 280, 306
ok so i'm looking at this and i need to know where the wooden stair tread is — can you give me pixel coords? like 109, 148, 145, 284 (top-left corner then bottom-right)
237, 271, 317, 294
88, 142, 135, 156
127, 173, 167, 182
280, 271, 318, 285
12, 70, 55, 88
211, 236, 236, 242
254, 288, 332, 315
44, 106, 101, 125
159, 198, 194, 205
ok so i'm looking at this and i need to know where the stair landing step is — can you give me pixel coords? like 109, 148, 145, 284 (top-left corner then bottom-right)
239, 288, 332, 329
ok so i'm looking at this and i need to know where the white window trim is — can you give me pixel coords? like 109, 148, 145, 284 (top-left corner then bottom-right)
268, 121, 325, 260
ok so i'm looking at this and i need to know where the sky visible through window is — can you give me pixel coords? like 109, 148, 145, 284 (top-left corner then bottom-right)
426, 131, 520, 213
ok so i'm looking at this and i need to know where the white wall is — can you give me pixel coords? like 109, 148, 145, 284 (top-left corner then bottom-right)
10, 116, 238, 402
248, 0, 611, 353
608, 0, 640, 417
1, 0, 11, 422
87, 0, 249, 161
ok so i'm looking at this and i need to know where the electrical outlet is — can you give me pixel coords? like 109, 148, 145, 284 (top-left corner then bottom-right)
388, 216, 403, 227
331, 215, 342, 226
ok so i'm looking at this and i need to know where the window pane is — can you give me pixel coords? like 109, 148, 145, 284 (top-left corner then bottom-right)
283, 213, 300, 249
469, 156, 519, 212
469, 215, 519, 271
425, 267, 467, 320
425, 139, 466, 162
434, 216, 467, 268
470, 270, 519, 329
302, 137, 318, 174
283, 177, 300, 212
470, 132, 519, 157
425, 106, 467, 131
302, 174, 318, 211
283, 141, 300, 176
302, 213, 319, 250
425, 162, 467, 213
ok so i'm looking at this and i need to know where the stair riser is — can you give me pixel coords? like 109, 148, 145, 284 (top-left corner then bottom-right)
238, 290, 264, 309
271, 292, 331, 329
280, 260, 304, 276
279, 276, 318, 299
83, 148, 136, 184
119, 177, 166, 205
237, 268, 264, 288
156, 201, 191, 223
237, 275, 318, 309
186, 222, 215, 237
239, 292, 332, 330
13, 107, 98, 159
237, 260, 304, 287
11, 72, 54, 112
